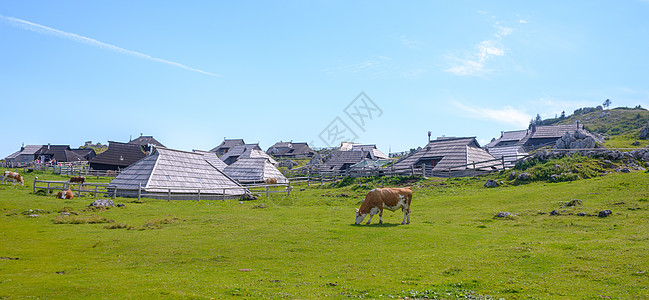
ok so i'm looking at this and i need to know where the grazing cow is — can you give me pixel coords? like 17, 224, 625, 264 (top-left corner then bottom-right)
265, 177, 278, 184
69, 177, 86, 184
57, 189, 74, 199
2, 171, 24, 185
355, 188, 412, 225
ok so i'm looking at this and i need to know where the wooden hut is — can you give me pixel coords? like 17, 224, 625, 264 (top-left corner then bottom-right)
4, 145, 44, 166
223, 157, 288, 184
392, 137, 498, 176
88, 141, 147, 171
210, 139, 246, 156
219, 144, 276, 165
318, 150, 376, 173
110, 147, 246, 199
266, 142, 315, 158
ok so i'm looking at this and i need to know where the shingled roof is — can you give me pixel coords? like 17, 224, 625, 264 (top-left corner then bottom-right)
128, 135, 165, 148
219, 144, 273, 165
36, 145, 87, 162
110, 147, 246, 196
89, 141, 147, 170
193, 150, 227, 171
210, 139, 246, 156
486, 130, 529, 148
223, 158, 288, 184
349, 144, 390, 159
267, 142, 315, 158
392, 137, 497, 172
319, 150, 375, 172
530, 124, 582, 139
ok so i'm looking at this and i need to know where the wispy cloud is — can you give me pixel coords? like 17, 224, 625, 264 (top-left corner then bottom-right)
0, 14, 219, 77
400, 35, 423, 50
444, 16, 516, 77
453, 101, 531, 128
325, 56, 392, 77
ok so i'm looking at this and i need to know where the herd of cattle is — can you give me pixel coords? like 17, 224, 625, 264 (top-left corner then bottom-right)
2, 171, 414, 225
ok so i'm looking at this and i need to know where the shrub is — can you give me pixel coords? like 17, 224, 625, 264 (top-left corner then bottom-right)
52, 215, 113, 224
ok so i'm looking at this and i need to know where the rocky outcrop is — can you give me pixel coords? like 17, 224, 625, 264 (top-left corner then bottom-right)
639, 122, 649, 139
555, 130, 603, 149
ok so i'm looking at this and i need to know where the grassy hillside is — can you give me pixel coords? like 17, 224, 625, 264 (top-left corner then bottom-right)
540, 107, 649, 148
1, 168, 648, 299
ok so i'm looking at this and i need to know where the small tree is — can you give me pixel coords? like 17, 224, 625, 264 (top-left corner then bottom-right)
560, 111, 566, 118
603, 99, 612, 110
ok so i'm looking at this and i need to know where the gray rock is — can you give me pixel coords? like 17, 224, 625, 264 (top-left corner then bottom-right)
89, 199, 115, 207
241, 192, 257, 201
550, 210, 559, 216
278, 160, 298, 169
484, 179, 500, 188
598, 210, 612, 218
639, 123, 649, 139
576, 212, 588, 216
116, 204, 125, 207
495, 212, 511, 218
60, 212, 70, 216
565, 199, 583, 206
28, 214, 39, 218
517, 173, 532, 180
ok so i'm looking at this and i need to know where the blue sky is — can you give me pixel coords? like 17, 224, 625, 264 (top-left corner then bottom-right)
2, 1, 649, 157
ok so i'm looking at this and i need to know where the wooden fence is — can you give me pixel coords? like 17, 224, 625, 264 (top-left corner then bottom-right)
110, 182, 291, 202
32, 177, 114, 199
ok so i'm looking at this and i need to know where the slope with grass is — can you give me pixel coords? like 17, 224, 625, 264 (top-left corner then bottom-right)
1, 168, 648, 299
540, 107, 649, 148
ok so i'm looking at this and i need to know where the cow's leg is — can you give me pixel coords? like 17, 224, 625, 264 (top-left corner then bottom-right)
366, 214, 374, 225
378, 207, 384, 224
402, 206, 410, 224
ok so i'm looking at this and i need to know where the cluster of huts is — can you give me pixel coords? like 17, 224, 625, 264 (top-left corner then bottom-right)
3, 122, 600, 198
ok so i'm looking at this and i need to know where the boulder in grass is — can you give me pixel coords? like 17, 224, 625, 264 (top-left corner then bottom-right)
598, 210, 612, 218
89, 199, 115, 207
484, 180, 501, 188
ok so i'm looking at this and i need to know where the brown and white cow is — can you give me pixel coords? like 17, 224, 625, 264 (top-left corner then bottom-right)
355, 187, 412, 225
69, 176, 86, 184
265, 177, 278, 184
57, 189, 74, 199
2, 171, 24, 185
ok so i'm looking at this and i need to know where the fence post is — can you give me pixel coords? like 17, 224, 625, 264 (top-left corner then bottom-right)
411, 165, 414, 176
33, 177, 38, 193
168, 188, 171, 202
266, 185, 270, 199
197, 189, 201, 201
501, 157, 505, 169
287, 182, 291, 196
222, 188, 226, 201
138, 183, 142, 202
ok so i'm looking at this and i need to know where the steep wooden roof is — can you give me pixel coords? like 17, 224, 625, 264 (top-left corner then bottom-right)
267, 142, 315, 157
89, 141, 146, 168
530, 124, 582, 139
110, 147, 245, 195
219, 144, 267, 165
129, 135, 165, 147
209, 139, 245, 153
319, 150, 375, 171
223, 157, 288, 184
393, 137, 497, 171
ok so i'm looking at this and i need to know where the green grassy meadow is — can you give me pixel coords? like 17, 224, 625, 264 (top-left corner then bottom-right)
1, 168, 649, 299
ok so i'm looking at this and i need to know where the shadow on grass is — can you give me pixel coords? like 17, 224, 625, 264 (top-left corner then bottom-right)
349, 223, 401, 228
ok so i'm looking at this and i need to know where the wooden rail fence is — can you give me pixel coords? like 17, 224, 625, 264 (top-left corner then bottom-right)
32, 177, 114, 199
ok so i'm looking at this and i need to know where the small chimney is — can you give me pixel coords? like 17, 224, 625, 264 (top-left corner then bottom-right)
47, 143, 51, 150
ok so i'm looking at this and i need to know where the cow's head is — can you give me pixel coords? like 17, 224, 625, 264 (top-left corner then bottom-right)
354, 208, 367, 225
